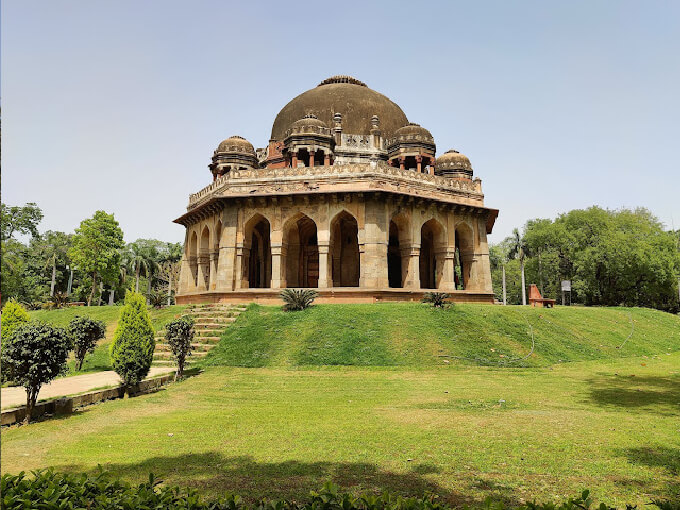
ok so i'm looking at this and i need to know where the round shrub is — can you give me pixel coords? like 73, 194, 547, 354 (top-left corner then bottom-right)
68, 316, 106, 371
164, 316, 194, 379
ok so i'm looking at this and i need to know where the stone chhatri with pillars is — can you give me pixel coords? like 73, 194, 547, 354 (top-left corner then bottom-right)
175, 76, 499, 304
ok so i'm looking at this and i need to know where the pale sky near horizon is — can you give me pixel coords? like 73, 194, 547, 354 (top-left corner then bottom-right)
2, 1, 679, 244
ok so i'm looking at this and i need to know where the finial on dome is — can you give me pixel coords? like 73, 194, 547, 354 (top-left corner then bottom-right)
317, 75, 367, 87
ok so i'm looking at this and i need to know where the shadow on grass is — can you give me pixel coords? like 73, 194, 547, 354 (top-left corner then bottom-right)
615, 446, 680, 497
60, 452, 521, 507
585, 375, 680, 414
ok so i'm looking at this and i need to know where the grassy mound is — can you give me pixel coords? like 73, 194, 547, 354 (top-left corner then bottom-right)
203, 304, 680, 367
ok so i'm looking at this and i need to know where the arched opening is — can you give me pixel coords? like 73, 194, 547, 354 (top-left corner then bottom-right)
297, 148, 310, 168
314, 150, 325, 167
284, 214, 319, 288
189, 231, 198, 288
388, 221, 402, 288
330, 211, 360, 287
455, 223, 474, 290
244, 215, 272, 288
200, 226, 211, 289
419, 219, 445, 289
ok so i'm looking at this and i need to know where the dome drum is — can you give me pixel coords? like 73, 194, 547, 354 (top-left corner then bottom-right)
209, 136, 258, 179
435, 150, 473, 179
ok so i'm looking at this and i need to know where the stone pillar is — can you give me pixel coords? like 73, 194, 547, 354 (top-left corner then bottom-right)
309, 150, 315, 168
271, 244, 285, 289
196, 255, 208, 291
360, 201, 389, 289
178, 256, 193, 293
324, 153, 330, 166
416, 155, 423, 173
291, 151, 298, 169
439, 248, 457, 292
399, 157, 405, 171
430, 157, 436, 175
235, 244, 246, 289
317, 244, 330, 288
208, 251, 218, 290
404, 245, 420, 289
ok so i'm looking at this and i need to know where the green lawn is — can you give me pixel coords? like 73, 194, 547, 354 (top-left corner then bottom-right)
4, 304, 679, 506
203, 304, 680, 367
28, 305, 186, 375
2, 355, 678, 506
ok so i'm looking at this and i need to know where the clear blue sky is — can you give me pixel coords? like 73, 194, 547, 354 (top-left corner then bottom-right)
2, 1, 679, 243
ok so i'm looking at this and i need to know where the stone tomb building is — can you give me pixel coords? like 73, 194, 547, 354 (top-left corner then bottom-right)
175, 76, 498, 304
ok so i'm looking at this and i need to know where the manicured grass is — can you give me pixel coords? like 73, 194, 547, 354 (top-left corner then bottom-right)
203, 304, 680, 367
2, 355, 678, 506
28, 305, 187, 375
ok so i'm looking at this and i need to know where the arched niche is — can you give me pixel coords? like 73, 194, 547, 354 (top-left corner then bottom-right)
419, 218, 446, 289
243, 214, 272, 288
455, 222, 475, 290
283, 213, 319, 288
330, 210, 360, 287
388, 213, 411, 288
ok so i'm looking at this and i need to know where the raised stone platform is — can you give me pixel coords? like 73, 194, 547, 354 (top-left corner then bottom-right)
175, 288, 495, 305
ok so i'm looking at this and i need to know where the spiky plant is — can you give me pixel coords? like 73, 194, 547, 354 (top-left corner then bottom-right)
422, 292, 451, 308
280, 289, 319, 311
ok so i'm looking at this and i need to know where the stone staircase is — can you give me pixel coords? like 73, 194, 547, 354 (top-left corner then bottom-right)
152, 304, 247, 366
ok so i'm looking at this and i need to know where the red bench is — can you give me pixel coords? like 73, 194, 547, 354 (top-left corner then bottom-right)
528, 284, 556, 308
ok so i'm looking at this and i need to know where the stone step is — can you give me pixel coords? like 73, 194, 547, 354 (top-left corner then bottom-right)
155, 343, 214, 353
184, 310, 241, 317
154, 350, 208, 360
186, 304, 246, 311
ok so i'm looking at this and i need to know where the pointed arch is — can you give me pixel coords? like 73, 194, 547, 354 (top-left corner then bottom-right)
419, 218, 446, 289
330, 210, 360, 287
388, 212, 411, 288
189, 230, 199, 288
283, 212, 319, 288
455, 222, 474, 290
243, 213, 271, 288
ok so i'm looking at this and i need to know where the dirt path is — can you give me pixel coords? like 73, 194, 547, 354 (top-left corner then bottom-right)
1, 368, 173, 410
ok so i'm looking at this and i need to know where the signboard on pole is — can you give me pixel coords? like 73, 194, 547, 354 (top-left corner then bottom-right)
561, 280, 571, 292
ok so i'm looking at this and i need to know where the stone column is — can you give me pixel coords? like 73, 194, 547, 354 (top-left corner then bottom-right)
439, 248, 457, 292
291, 151, 298, 169
416, 155, 423, 173
196, 255, 208, 291
324, 153, 330, 166
270, 244, 285, 289
208, 251, 218, 291
429, 157, 436, 175
399, 157, 405, 171
317, 244, 330, 288
309, 150, 315, 168
235, 244, 246, 289
404, 245, 421, 289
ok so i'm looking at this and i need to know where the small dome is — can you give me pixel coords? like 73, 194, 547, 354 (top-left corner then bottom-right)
216, 135, 255, 155
436, 149, 472, 172
290, 114, 328, 130
393, 123, 434, 142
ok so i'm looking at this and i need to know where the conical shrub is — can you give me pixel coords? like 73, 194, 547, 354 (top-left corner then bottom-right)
110, 292, 155, 387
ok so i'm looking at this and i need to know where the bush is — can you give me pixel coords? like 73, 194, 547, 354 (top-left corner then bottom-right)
280, 288, 318, 311
0, 470, 669, 510
421, 292, 451, 308
68, 316, 106, 371
165, 316, 194, 379
0, 300, 30, 341
1, 322, 71, 423
110, 291, 155, 389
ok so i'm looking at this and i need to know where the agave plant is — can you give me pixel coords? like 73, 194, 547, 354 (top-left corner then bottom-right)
422, 292, 451, 308
280, 288, 319, 311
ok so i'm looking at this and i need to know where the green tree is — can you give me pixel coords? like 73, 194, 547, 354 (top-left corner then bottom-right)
164, 317, 194, 379
68, 316, 106, 371
122, 240, 159, 295
0, 300, 30, 340
69, 211, 124, 306
0, 202, 43, 241
32, 231, 72, 297
110, 292, 155, 390
1, 322, 71, 424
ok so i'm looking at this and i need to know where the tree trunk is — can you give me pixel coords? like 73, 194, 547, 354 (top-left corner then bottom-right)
108, 287, 115, 305
24, 386, 38, 424
167, 275, 172, 306
88, 272, 98, 306
502, 264, 507, 305
520, 260, 527, 306
50, 256, 57, 297
176, 359, 184, 381
147, 271, 152, 304
98, 281, 104, 306
135, 266, 140, 293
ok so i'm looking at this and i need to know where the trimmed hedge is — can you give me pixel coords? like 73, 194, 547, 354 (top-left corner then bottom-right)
1, 469, 677, 510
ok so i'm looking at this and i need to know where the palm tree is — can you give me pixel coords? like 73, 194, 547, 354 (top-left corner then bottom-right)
38, 231, 71, 297
507, 228, 531, 305
122, 242, 157, 293
158, 242, 183, 306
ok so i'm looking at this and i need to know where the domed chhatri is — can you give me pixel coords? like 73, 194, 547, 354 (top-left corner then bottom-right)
175, 77, 498, 305
436, 149, 473, 179
209, 136, 258, 179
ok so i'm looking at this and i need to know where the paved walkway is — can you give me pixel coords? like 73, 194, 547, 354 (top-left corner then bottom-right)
1, 368, 173, 410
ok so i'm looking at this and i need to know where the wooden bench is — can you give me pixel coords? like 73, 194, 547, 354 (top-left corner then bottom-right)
528, 284, 556, 308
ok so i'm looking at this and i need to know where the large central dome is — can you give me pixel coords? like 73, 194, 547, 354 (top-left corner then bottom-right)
270, 76, 408, 141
